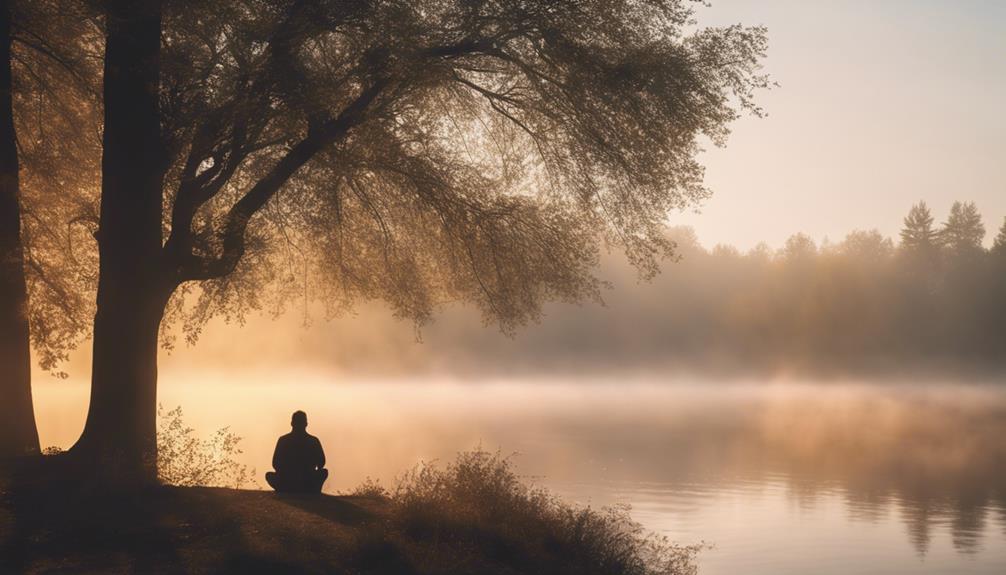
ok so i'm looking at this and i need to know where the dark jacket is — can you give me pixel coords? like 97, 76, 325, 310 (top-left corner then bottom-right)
272, 431, 325, 475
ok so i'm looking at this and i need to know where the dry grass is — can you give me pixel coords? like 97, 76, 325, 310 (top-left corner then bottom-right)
359, 449, 701, 575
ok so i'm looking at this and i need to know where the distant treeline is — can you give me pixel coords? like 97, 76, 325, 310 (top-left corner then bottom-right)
596, 200, 1006, 375
381, 200, 1006, 377
190, 200, 1006, 378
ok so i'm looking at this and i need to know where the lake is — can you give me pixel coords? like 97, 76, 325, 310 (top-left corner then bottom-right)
33, 376, 1006, 575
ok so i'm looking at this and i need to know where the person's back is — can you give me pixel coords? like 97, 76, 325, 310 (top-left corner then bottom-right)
273, 430, 324, 476
266, 411, 328, 493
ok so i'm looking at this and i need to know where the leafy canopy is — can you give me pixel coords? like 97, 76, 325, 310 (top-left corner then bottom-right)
24, 1, 770, 357
157, 0, 769, 339
10, 0, 102, 371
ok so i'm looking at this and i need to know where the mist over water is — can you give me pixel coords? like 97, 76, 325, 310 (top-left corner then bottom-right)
83, 221, 1003, 386
33, 376, 1006, 574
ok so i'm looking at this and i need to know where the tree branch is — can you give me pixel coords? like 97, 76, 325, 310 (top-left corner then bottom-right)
12, 27, 98, 98
176, 78, 387, 282
163, 107, 248, 265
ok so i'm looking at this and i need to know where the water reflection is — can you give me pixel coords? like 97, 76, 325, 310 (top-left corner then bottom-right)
31, 378, 1006, 573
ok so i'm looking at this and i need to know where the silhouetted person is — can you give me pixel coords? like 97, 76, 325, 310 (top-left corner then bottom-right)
265, 411, 328, 494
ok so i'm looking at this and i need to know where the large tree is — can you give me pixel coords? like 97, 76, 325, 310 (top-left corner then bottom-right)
71, 0, 768, 481
0, 0, 35, 459
0, 0, 99, 460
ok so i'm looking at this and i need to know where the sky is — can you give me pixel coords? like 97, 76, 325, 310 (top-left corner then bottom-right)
675, 0, 1006, 250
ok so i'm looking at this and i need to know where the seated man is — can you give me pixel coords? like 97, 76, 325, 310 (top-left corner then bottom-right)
265, 410, 328, 493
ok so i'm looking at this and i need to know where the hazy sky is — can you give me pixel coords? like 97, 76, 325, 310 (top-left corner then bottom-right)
676, 0, 1006, 250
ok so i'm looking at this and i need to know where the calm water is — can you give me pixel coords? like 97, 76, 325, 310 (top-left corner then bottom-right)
33, 376, 1006, 574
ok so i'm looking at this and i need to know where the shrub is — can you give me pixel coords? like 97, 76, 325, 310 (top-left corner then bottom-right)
381, 449, 701, 575
156, 405, 256, 488
350, 476, 389, 499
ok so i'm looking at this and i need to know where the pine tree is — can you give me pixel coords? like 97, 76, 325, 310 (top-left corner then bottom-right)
940, 201, 985, 252
993, 217, 1006, 257
899, 201, 939, 253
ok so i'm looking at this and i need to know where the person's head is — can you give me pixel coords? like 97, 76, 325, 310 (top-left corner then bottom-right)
291, 410, 308, 431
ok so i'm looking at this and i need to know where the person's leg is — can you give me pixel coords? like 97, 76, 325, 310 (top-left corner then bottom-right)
265, 471, 282, 492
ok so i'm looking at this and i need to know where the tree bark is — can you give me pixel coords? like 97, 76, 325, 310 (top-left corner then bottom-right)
71, 0, 166, 483
0, 0, 41, 461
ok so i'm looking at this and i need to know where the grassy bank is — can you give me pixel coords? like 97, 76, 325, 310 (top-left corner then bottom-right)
1, 450, 699, 575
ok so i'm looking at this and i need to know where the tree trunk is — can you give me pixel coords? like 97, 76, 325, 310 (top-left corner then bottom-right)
73, 288, 169, 482
0, 0, 41, 461
71, 0, 166, 483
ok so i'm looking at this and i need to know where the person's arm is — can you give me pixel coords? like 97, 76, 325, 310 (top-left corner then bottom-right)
315, 437, 326, 469
272, 438, 283, 471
